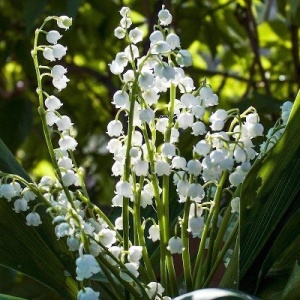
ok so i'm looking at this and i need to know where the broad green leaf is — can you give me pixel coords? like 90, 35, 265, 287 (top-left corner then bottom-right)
0, 294, 27, 300
258, 201, 300, 284
0, 97, 33, 153
0, 139, 30, 181
24, 0, 47, 34
280, 261, 300, 299
66, 0, 81, 18
239, 90, 300, 293
0, 139, 78, 299
257, 234, 300, 299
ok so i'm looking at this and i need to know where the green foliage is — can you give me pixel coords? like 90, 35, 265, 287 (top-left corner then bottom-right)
221, 91, 300, 298
0, 294, 27, 300
1, 0, 300, 298
0, 139, 78, 299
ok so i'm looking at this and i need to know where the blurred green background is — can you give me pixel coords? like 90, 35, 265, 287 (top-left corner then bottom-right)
0, 0, 299, 298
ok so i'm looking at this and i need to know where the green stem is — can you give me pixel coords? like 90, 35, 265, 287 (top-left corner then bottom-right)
203, 220, 238, 287
122, 78, 138, 252
181, 176, 193, 291
133, 177, 157, 282
193, 206, 214, 288
211, 204, 233, 264
204, 172, 228, 284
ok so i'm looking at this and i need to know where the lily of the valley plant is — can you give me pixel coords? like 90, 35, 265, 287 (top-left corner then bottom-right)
0, 6, 292, 300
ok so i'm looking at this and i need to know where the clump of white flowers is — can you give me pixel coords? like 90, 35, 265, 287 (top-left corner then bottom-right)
0, 6, 294, 300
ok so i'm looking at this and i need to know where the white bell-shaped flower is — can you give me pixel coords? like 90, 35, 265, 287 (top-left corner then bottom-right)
22, 188, 36, 201
120, 16, 132, 29
181, 94, 197, 108
171, 156, 186, 169
178, 112, 194, 129
194, 140, 210, 156
109, 60, 124, 75
52, 75, 69, 91
192, 105, 205, 119
148, 224, 160, 242
112, 90, 129, 108
59, 134, 78, 151
146, 282, 165, 298
139, 108, 155, 123
58, 157, 73, 169
211, 119, 225, 131
187, 183, 204, 199
115, 181, 132, 197
233, 147, 247, 163
156, 118, 168, 133
166, 33, 180, 49
120, 7, 131, 17
112, 194, 123, 207
76, 254, 101, 281
107, 138, 122, 154
167, 237, 184, 254
120, 262, 139, 282
43, 47, 55, 61
176, 50, 192, 67
155, 160, 171, 176
111, 161, 123, 176
46, 30, 62, 44
231, 197, 240, 214
177, 180, 189, 197
114, 216, 123, 230
124, 44, 139, 60
129, 27, 143, 44
188, 216, 204, 238
55, 222, 74, 238
133, 159, 149, 176
171, 128, 180, 143
150, 30, 164, 44
62, 170, 78, 186
143, 89, 159, 105
140, 190, 153, 208
151, 41, 170, 54
158, 5, 172, 26
0, 183, 16, 201
45, 95, 63, 111
57, 16, 72, 30
13, 198, 28, 213
67, 236, 80, 251
53, 44, 67, 60
128, 246, 143, 263
161, 143, 176, 158
51, 65, 67, 79
229, 168, 246, 187
26, 212, 42, 226
56, 115, 73, 131
210, 150, 226, 165
77, 287, 100, 300
96, 228, 116, 247
187, 159, 202, 175
138, 71, 155, 89
192, 121, 206, 136
114, 26, 126, 39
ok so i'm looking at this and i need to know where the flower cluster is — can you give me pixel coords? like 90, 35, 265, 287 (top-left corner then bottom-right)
107, 5, 265, 255
0, 6, 294, 300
